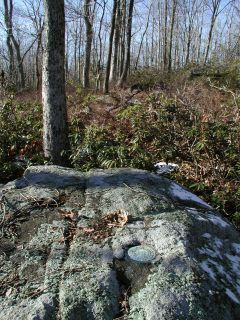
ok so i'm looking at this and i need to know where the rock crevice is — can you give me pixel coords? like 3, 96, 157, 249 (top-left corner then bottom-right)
0, 166, 240, 319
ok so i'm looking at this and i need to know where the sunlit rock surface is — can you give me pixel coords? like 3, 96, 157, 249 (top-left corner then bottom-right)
0, 166, 240, 320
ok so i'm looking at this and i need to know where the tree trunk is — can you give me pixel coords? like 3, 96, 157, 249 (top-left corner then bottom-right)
83, 0, 93, 88
203, 0, 228, 65
110, 0, 120, 82
185, 24, 192, 65
135, 3, 151, 70
118, 0, 135, 87
36, 30, 42, 90
163, 0, 168, 70
168, 0, 177, 72
104, 0, 118, 94
42, 0, 70, 166
65, 26, 69, 81
74, 26, 78, 80
3, 0, 14, 81
96, 0, 106, 91
78, 18, 83, 83
157, 1, 162, 70
6, 35, 14, 80
204, 18, 215, 65
11, 36, 25, 88
119, 0, 126, 76
3, 0, 26, 88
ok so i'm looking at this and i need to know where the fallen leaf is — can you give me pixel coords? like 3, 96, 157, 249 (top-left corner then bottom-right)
82, 227, 95, 233
58, 209, 78, 221
104, 209, 128, 227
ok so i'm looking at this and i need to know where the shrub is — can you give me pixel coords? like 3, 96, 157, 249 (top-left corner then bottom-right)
70, 84, 240, 222
0, 100, 43, 182
1, 68, 240, 226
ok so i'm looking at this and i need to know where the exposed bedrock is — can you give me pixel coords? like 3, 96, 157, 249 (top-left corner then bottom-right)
0, 166, 240, 319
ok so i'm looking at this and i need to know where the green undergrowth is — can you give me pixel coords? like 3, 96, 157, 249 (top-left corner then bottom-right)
0, 100, 43, 182
0, 66, 240, 227
69, 76, 240, 226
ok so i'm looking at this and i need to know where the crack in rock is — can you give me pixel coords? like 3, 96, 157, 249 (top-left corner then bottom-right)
0, 166, 240, 320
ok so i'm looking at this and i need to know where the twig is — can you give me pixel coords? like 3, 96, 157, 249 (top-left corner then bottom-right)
27, 285, 51, 299
208, 78, 239, 109
20, 193, 58, 207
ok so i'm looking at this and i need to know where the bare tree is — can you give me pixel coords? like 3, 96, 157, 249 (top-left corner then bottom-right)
3, 0, 14, 80
3, 0, 25, 87
96, 0, 106, 91
168, 0, 177, 72
163, 0, 168, 70
83, 0, 93, 88
204, 0, 232, 64
104, 0, 118, 94
118, 0, 135, 87
0, 0, 239, 93
22, 0, 44, 89
135, 3, 152, 70
110, 0, 121, 82
42, 0, 70, 165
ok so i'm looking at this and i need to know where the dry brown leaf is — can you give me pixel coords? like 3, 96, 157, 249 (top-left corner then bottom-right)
104, 210, 128, 227
118, 212, 128, 226
82, 227, 95, 233
58, 209, 78, 221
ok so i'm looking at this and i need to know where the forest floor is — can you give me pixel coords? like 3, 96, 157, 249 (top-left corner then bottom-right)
1, 68, 240, 228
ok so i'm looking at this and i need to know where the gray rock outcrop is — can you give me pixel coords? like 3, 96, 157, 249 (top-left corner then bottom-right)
0, 166, 240, 320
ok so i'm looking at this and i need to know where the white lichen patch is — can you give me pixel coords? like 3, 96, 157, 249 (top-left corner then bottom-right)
225, 254, 240, 273
198, 237, 223, 259
169, 183, 211, 208
202, 233, 211, 239
214, 238, 223, 248
207, 258, 233, 282
187, 209, 208, 222
146, 222, 187, 257
189, 210, 230, 228
199, 239, 240, 305
200, 260, 216, 281
200, 258, 234, 286
232, 243, 240, 254
226, 288, 240, 304
207, 214, 230, 228
236, 283, 240, 295
198, 247, 221, 259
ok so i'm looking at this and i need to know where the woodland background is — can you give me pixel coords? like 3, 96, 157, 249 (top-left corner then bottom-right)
0, 0, 240, 227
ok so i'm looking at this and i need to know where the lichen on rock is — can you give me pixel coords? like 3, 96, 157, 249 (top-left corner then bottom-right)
0, 166, 240, 319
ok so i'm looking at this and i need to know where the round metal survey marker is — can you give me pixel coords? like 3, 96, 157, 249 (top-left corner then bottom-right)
127, 245, 156, 263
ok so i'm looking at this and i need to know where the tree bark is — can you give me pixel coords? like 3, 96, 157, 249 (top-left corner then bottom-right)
11, 35, 25, 88
4, 0, 26, 88
135, 3, 152, 70
118, 0, 135, 87
104, 0, 118, 94
119, 0, 126, 76
3, 0, 14, 80
36, 29, 42, 90
204, 0, 232, 64
163, 0, 168, 71
83, 0, 93, 88
42, 0, 70, 166
168, 0, 177, 72
110, 0, 121, 82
